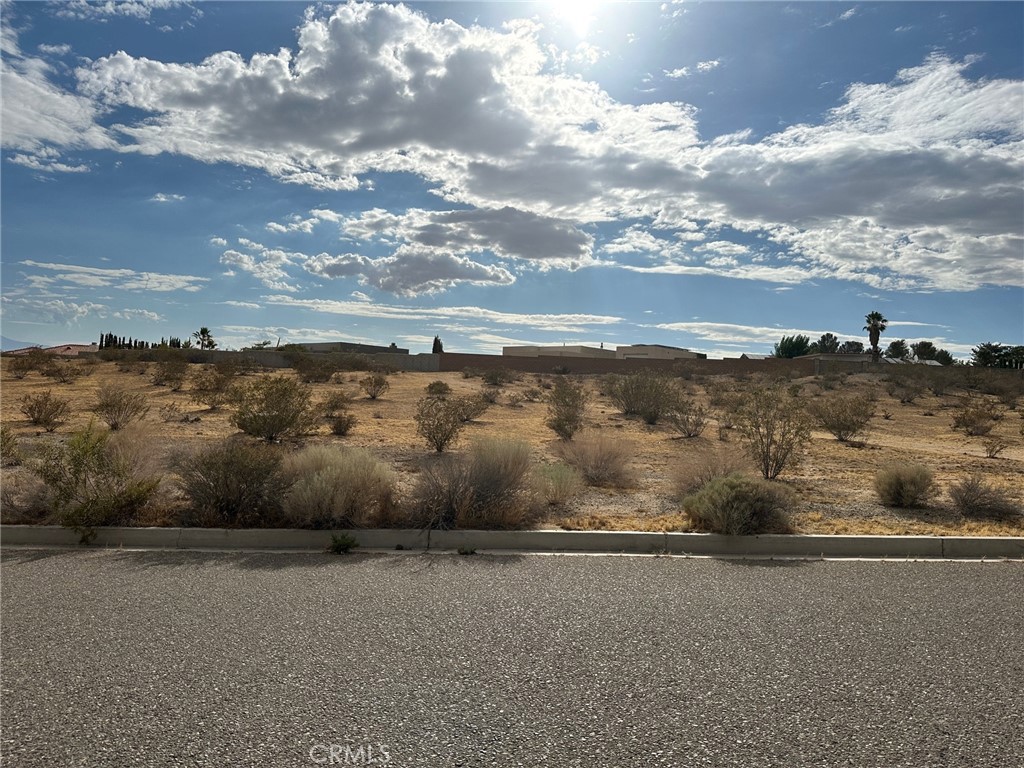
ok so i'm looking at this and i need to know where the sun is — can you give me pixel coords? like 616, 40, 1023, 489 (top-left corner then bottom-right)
548, 0, 604, 39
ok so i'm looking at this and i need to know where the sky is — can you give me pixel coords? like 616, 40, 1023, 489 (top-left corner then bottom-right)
1, 0, 1022, 359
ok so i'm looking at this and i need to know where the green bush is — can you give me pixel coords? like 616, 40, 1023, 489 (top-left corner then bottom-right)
329, 533, 359, 554
948, 475, 1020, 520
42, 360, 84, 384
410, 439, 538, 529
33, 423, 161, 536
533, 463, 583, 506
482, 368, 518, 386
94, 385, 150, 430
736, 385, 811, 479
556, 433, 633, 488
293, 355, 339, 383
479, 385, 502, 404
414, 396, 465, 452
545, 377, 587, 440
607, 370, 679, 424
230, 376, 317, 441
809, 393, 875, 442
360, 373, 390, 400
454, 395, 490, 422
683, 473, 793, 535
177, 440, 289, 527
874, 464, 935, 508
281, 446, 397, 528
20, 390, 71, 432
321, 390, 353, 418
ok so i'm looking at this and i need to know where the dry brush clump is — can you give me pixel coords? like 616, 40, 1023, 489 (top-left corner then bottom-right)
1, 424, 21, 467
606, 370, 679, 424
556, 432, 634, 488
682, 473, 793, 535
33, 423, 162, 536
360, 373, 391, 400
736, 384, 811, 480
874, 464, 935, 508
809, 392, 875, 442
19, 390, 72, 432
545, 377, 588, 440
532, 463, 583, 507
948, 475, 1021, 520
951, 397, 1000, 436
94, 385, 150, 430
667, 399, 709, 438
176, 440, 290, 527
415, 396, 466, 452
230, 376, 318, 442
409, 439, 539, 529
280, 445, 397, 528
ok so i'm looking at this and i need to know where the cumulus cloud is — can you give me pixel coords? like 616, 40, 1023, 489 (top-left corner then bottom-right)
262, 295, 623, 334
1, 295, 162, 325
218, 239, 303, 292
19, 259, 207, 292
12, 2, 1018, 293
53, 0, 194, 21
150, 192, 185, 202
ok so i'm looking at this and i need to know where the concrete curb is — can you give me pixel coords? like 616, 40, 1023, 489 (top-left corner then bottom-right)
2, 526, 1022, 559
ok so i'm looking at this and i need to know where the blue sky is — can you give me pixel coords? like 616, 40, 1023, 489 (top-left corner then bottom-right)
2, 0, 1022, 358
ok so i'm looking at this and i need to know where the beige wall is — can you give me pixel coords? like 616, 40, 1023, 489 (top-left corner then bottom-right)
615, 345, 699, 360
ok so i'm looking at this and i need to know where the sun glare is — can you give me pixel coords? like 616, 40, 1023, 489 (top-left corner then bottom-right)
548, 0, 603, 38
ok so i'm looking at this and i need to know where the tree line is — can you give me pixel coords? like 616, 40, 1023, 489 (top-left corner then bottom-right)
772, 312, 1022, 368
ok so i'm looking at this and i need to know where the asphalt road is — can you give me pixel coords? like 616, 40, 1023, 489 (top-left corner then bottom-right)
2, 549, 1022, 768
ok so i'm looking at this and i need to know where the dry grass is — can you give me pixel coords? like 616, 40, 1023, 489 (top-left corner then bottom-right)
2, 359, 1022, 535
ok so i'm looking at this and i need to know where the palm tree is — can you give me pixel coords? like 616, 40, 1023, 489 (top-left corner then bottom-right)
863, 311, 888, 362
192, 327, 217, 350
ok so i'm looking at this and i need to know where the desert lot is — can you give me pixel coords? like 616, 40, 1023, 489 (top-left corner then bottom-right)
1, 356, 1022, 536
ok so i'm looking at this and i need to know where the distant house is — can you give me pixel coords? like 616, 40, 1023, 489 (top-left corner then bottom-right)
615, 344, 704, 360
740, 353, 770, 361
503, 345, 616, 359
5, 343, 98, 357
291, 341, 409, 355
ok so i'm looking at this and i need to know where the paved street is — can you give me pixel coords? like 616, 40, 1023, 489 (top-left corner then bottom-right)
2, 548, 1022, 767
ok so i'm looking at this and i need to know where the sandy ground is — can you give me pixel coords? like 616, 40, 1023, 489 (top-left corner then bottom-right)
2, 358, 1021, 535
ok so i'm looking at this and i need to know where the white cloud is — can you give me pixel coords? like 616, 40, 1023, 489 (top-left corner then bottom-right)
208, 236, 228, 247
0, 295, 162, 325
221, 300, 261, 310
652, 321, 841, 345
53, 0, 194, 21
38, 44, 72, 56
697, 59, 720, 72
149, 192, 185, 202
19, 259, 208, 292
664, 67, 690, 79
219, 239, 302, 293
262, 295, 623, 334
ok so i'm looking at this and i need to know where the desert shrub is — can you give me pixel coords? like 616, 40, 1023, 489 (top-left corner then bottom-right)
454, 395, 490, 422
607, 370, 679, 424
20, 390, 71, 432
523, 387, 543, 402
948, 475, 1020, 519
321, 390, 353, 418
0, 472, 50, 524
410, 439, 538, 529
22, 348, 55, 372
280, 446, 396, 528
94, 385, 150, 430
189, 366, 235, 410
151, 352, 189, 389
177, 440, 289, 527
158, 402, 183, 422
546, 377, 588, 440
230, 376, 317, 441
293, 355, 338, 384
951, 397, 1000, 436
676, 448, 750, 497
982, 438, 1009, 459
976, 371, 1024, 408
506, 392, 525, 408
667, 400, 709, 438
809, 393, 875, 442
42, 360, 83, 384
360, 373, 390, 400
874, 464, 935, 508
480, 385, 502, 404
117, 359, 149, 375
557, 433, 633, 488
482, 368, 517, 386
33, 423, 161, 535
461, 367, 482, 379
6, 356, 34, 379
886, 371, 926, 404
533, 463, 583, 506
415, 396, 465, 452
1, 424, 21, 466
682, 473, 793, 535
425, 380, 452, 397
330, 413, 357, 436
736, 385, 811, 480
